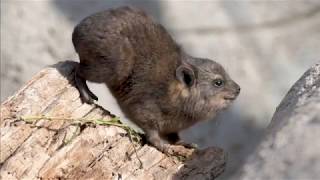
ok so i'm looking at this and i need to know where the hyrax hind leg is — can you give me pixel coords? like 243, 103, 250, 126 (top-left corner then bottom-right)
74, 63, 99, 104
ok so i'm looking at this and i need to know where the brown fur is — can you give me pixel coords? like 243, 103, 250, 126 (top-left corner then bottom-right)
72, 6, 240, 152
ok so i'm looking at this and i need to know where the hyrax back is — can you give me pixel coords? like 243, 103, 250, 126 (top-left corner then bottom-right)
73, 6, 240, 152
73, 6, 180, 87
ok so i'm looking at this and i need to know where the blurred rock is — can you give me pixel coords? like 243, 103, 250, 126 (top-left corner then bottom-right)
238, 63, 320, 180
1, 1, 77, 101
1, 1, 320, 179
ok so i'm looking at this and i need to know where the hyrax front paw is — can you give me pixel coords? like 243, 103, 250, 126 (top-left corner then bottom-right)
175, 141, 198, 149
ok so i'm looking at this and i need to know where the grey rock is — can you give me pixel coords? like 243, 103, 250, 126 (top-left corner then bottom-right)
238, 63, 320, 180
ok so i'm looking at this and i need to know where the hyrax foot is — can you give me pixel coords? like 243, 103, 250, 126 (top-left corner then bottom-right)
163, 133, 198, 149
175, 141, 198, 149
146, 130, 169, 152
74, 69, 98, 104
146, 130, 196, 157
165, 145, 195, 158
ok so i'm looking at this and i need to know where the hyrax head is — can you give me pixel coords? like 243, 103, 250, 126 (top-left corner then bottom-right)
175, 57, 240, 120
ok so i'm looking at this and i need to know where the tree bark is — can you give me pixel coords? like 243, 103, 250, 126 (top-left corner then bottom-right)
0, 61, 226, 180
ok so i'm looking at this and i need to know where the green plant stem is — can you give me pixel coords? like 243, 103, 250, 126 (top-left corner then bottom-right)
19, 115, 141, 142
18, 114, 144, 166
20, 115, 126, 127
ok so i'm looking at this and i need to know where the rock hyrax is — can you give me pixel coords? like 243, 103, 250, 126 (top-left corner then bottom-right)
72, 6, 240, 152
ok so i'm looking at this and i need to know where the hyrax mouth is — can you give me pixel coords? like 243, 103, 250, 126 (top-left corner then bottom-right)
223, 94, 238, 101
223, 84, 240, 101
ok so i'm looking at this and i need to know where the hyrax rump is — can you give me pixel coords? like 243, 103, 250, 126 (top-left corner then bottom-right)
72, 6, 240, 152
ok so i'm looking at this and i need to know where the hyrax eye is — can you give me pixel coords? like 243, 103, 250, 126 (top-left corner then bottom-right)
213, 79, 224, 87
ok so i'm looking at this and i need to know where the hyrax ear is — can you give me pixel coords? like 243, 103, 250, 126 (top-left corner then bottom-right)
176, 65, 196, 87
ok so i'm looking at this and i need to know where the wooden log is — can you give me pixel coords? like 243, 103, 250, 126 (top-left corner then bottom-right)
0, 61, 226, 180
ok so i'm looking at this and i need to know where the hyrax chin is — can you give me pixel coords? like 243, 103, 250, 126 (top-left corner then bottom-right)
72, 6, 240, 152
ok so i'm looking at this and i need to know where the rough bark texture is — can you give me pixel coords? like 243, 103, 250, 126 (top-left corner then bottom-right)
0, 61, 226, 180
238, 63, 320, 180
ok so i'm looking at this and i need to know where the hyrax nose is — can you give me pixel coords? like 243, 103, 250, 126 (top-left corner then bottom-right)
236, 86, 241, 94
234, 83, 241, 95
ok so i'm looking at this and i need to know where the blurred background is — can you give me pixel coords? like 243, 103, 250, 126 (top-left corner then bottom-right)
1, 0, 320, 179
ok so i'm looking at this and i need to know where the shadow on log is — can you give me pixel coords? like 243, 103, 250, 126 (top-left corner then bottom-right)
0, 61, 226, 180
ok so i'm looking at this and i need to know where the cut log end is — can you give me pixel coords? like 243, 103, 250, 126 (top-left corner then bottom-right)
0, 61, 226, 180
